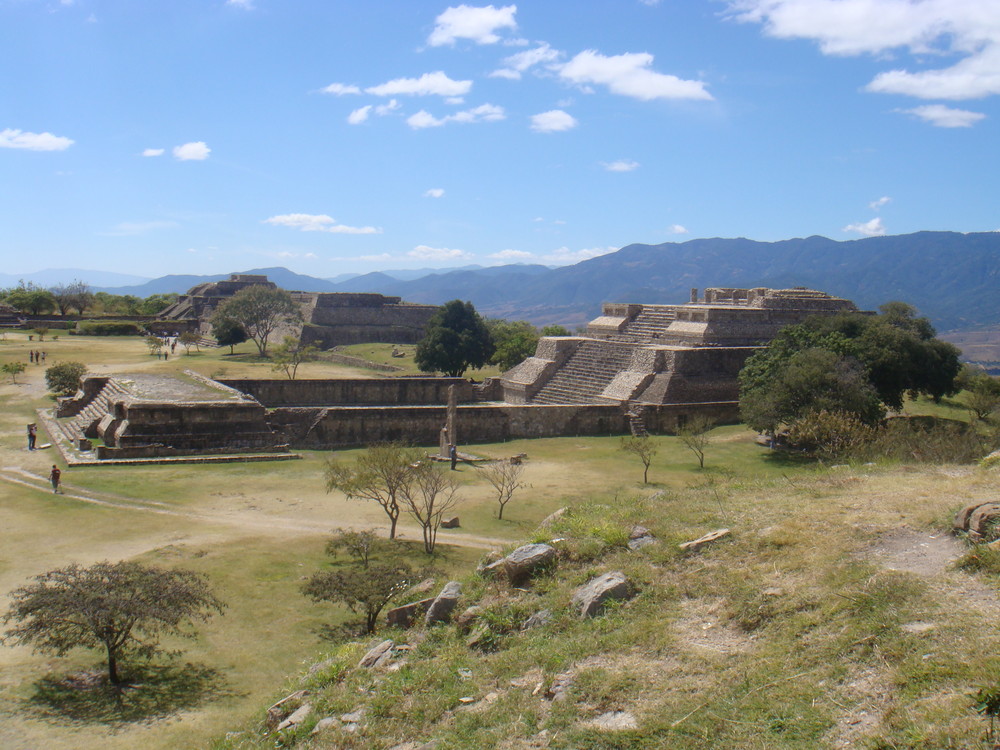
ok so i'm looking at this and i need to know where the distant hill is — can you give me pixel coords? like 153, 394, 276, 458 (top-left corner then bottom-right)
1, 268, 151, 289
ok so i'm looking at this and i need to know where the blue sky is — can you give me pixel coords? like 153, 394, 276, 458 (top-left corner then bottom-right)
3, 0, 999, 280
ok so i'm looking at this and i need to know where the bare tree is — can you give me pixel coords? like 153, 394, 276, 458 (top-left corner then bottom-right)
212, 286, 300, 356
620, 435, 657, 484
678, 414, 715, 469
400, 461, 462, 554
476, 458, 529, 520
325, 443, 422, 539
271, 336, 318, 380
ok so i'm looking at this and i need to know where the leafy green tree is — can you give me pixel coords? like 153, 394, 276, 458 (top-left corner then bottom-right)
146, 336, 164, 356
302, 559, 414, 634
32, 327, 49, 341
6, 286, 55, 315
1, 561, 224, 685
415, 300, 494, 377
541, 324, 571, 337
140, 293, 179, 316
487, 319, 539, 371
325, 443, 423, 539
179, 330, 201, 354
212, 286, 300, 356
965, 375, 1000, 421
211, 315, 248, 354
45, 361, 87, 396
2, 361, 27, 383
620, 435, 658, 484
270, 335, 317, 379
324, 528, 398, 569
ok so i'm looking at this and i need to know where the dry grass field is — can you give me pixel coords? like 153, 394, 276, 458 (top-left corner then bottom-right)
1, 331, 999, 749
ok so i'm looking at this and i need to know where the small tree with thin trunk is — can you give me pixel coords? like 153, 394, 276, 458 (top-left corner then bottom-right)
32, 327, 49, 342
2, 361, 27, 383
179, 330, 201, 354
146, 336, 164, 357
325, 443, 422, 539
302, 561, 414, 635
270, 336, 318, 380
476, 458, 529, 520
400, 461, 462, 554
1, 561, 225, 685
620, 435, 657, 484
677, 414, 715, 469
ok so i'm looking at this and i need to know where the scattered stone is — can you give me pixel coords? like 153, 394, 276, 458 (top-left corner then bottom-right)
340, 707, 366, 723
571, 571, 635, 618
628, 535, 658, 551
545, 672, 575, 701
307, 658, 334, 676
521, 608, 552, 630
901, 621, 937, 634
585, 710, 638, 731
679, 528, 731, 552
440, 517, 460, 529
277, 702, 312, 731
479, 559, 507, 578
629, 525, 651, 539
405, 578, 437, 597
310, 717, 338, 735
265, 689, 309, 729
358, 639, 394, 668
465, 623, 489, 649
386, 598, 435, 628
387, 742, 439, 750
762, 587, 785, 598
425, 581, 462, 625
968, 504, 1000, 540
503, 543, 557, 585
454, 605, 483, 633
539, 507, 567, 528
457, 667, 473, 680
458, 696, 476, 704
954, 501, 995, 532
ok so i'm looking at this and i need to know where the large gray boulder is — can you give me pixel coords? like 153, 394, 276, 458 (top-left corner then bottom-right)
358, 639, 395, 668
503, 543, 557, 585
571, 571, 635, 618
424, 581, 462, 625
386, 597, 435, 628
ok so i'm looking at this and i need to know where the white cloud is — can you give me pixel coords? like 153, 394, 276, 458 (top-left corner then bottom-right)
366, 71, 472, 97
491, 43, 560, 79
408, 244, 473, 260
359, 253, 393, 262
869, 196, 891, 210
425, 188, 445, 198
843, 217, 886, 237
407, 103, 505, 129
727, 1, 1000, 101
375, 99, 401, 115
264, 213, 382, 234
0, 128, 74, 151
667, 224, 689, 234
428, 4, 517, 47
530, 109, 577, 132
186, 248, 197, 253
142, 148, 164, 157
104, 220, 179, 236
543, 246, 617, 264
898, 104, 987, 127
173, 141, 210, 161
557, 50, 713, 101
490, 249, 534, 259
445, 96, 465, 105
322, 82, 362, 96
226, 0, 253, 8
602, 159, 639, 172
348, 105, 372, 125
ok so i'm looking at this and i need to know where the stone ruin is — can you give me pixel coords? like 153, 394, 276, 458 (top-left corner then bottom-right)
151, 273, 438, 348
46, 286, 863, 463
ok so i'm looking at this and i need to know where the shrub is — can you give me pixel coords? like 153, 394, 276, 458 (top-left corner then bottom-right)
45, 361, 87, 396
786, 410, 875, 460
74, 320, 144, 336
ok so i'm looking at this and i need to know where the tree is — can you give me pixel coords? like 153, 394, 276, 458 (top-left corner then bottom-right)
486, 319, 539, 371
2, 361, 27, 383
179, 330, 201, 354
965, 375, 1000, 421
212, 286, 300, 356
415, 300, 494, 378
270, 336, 318, 379
6, 285, 55, 315
399, 461, 462, 554
45, 361, 87, 396
146, 336, 164, 356
325, 443, 423, 539
620, 435, 658, 484
302, 560, 414, 634
139, 293, 178, 316
541, 324, 571, 337
325, 528, 396, 569
475, 458, 529, 520
211, 316, 248, 354
1, 561, 225, 685
50, 280, 93, 316
677, 414, 715, 469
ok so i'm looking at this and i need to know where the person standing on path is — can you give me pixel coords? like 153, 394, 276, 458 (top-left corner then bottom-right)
27, 423, 37, 450
49, 465, 61, 494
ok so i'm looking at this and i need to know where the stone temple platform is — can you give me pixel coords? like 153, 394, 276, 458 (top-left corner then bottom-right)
50, 370, 294, 463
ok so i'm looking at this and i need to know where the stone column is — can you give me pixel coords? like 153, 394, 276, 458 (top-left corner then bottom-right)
446, 384, 457, 452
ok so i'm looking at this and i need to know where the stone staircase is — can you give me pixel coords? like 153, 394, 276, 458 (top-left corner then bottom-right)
627, 407, 649, 437
57, 378, 131, 442
531, 340, 636, 404
607, 306, 675, 342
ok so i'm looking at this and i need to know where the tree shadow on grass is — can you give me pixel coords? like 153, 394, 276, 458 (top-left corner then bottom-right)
26, 662, 239, 726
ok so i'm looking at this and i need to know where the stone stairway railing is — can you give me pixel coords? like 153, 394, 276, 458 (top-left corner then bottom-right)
531, 340, 636, 404
57, 379, 131, 442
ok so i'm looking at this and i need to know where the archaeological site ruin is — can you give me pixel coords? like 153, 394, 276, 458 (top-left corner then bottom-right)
45, 287, 861, 464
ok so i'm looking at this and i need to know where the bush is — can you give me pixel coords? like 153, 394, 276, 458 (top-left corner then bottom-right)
45, 361, 87, 396
786, 410, 875, 460
73, 320, 144, 336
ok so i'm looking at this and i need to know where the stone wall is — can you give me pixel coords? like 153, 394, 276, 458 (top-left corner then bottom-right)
219, 377, 476, 407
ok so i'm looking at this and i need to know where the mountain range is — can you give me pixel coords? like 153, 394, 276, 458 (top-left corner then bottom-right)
12, 231, 1000, 332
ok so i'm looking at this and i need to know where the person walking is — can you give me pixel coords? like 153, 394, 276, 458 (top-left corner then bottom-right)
449, 443, 458, 470
27, 423, 37, 450
49, 465, 61, 494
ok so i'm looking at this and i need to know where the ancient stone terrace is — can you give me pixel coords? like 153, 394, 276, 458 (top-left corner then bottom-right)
501, 287, 861, 407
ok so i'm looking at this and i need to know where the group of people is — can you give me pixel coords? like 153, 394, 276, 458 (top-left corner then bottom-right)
25, 423, 62, 493
27, 350, 46, 364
